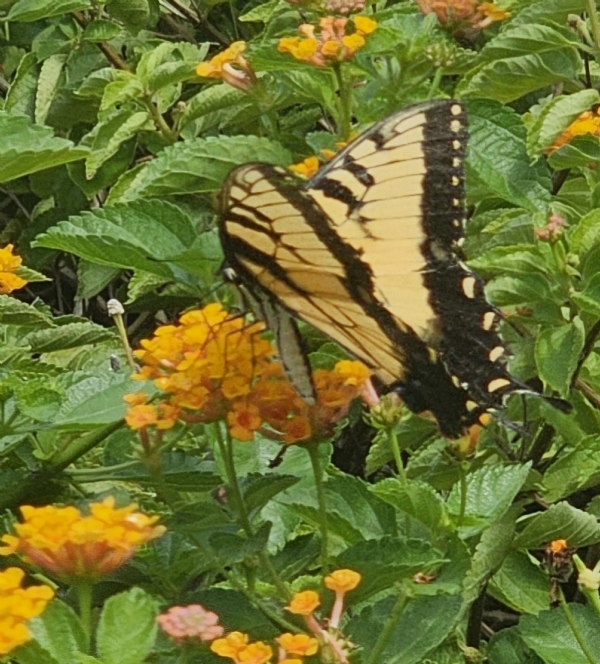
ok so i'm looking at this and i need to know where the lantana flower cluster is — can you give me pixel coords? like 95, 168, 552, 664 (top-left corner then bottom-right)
0, 244, 28, 294
278, 15, 377, 66
126, 303, 372, 444
417, 0, 510, 30
157, 604, 224, 643
0, 567, 54, 655
208, 569, 361, 664
285, 0, 366, 12
0, 497, 166, 583
196, 41, 256, 92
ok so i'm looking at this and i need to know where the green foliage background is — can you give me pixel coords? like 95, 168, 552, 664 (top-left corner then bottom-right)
2, 0, 600, 662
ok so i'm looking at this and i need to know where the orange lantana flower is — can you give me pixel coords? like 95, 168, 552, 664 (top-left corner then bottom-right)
196, 41, 256, 92
0, 497, 165, 582
277, 632, 319, 656
0, 245, 27, 294
286, 590, 321, 616
546, 106, 600, 153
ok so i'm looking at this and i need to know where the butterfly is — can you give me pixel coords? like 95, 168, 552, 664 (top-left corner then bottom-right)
219, 100, 567, 438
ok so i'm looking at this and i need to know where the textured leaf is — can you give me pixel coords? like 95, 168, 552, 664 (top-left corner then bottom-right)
466, 100, 551, 212
106, 0, 151, 35
447, 462, 530, 537
82, 19, 123, 42
7, 0, 91, 21
0, 112, 88, 183
242, 474, 299, 516
489, 550, 549, 616
179, 84, 250, 130
570, 209, 600, 256
514, 502, 600, 549
548, 135, 600, 171
373, 478, 447, 532
520, 605, 600, 664
541, 435, 600, 502
34, 199, 196, 277
489, 628, 545, 664
19, 600, 86, 664
35, 54, 66, 125
512, 0, 586, 25
96, 588, 158, 664
534, 319, 584, 394
23, 322, 116, 353
120, 135, 291, 199
459, 24, 581, 102
0, 296, 53, 327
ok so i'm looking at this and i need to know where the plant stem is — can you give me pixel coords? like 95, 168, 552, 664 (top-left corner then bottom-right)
559, 590, 600, 664
77, 583, 93, 653
427, 67, 444, 99
307, 443, 329, 572
388, 424, 406, 484
110, 309, 136, 372
457, 462, 468, 527
364, 589, 410, 664
587, 0, 600, 52
333, 64, 352, 141
143, 97, 178, 143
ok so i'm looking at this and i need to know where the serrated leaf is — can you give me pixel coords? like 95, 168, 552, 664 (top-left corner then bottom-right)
34, 199, 196, 277
459, 24, 581, 103
534, 319, 584, 394
86, 110, 152, 178
209, 522, 271, 564
447, 462, 530, 537
23, 322, 116, 353
19, 600, 86, 664
96, 588, 158, 664
242, 474, 299, 516
511, 0, 586, 26
4, 51, 38, 116
519, 605, 600, 664
486, 274, 553, 307
571, 209, 600, 256
514, 502, 600, 549
121, 135, 291, 199
463, 512, 517, 604
336, 537, 447, 603
76, 68, 123, 99
76, 261, 121, 300
100, 76, 145, 112
0, 112, 88, 183
489, 550, 550, 616
469, 245, 547, 276
372, 478, 447, 532
465, 100, 551, 212
35, 54, 66, 125
82, 19, 122, 42
488, 627, 545, 664
179, 84, 249, 130
548, 135, 600, 170
348, 593, 463, 664
540, 435, 600, 502
0, 296, 53, 327
572, 273, 600, 317
239, 0, 284, 22
106, 0, 151, 35
7, 0, 91, 21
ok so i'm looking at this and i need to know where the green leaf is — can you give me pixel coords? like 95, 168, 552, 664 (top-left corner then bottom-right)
540, 435, 600, 502
447, 462, 530, 537
120, 135, 291, 199
372, 478, 447, 533
82, 19, 122, 42
459, 24, 581, 103
0, 112, 88, 183
489, 627, 544, 664
488, 550, 550, 616
7, 0, 91, 21
571, 209, 600, 256
469, 245, 548, 277
179, 83, 250, 130
534, 319, 584, 395
13, 378, 63, 421
336, 537, 447, 603
514, 502, 600, 549
76, 261, 121, 300
106, 0, 151, 35
573, 273, 600, 318
0, 296, 53, 327
96, 588, 158, 664
18, 599, 86, 664
242, 474, 299, 516
465, 100, 551, 212
4, 51, 38, 116
486, 274, 553, 307
100, 76, 145, 111
548, 135, 600, 171
23, 322, 116, 353
527, 90, 600, 157
463, 511, 517, 604
34, 199, 196, 277
85, 110, 152, 178
136, 41, 206, 92
209, 522, 271, 564
239, 0, 285, 22
35, 54, 66, 125
349, 594, 463, 664
519, 604, 600, 664
512, 0, 586, 26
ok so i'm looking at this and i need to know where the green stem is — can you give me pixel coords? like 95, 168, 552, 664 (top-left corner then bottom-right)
364, 589, 410, 664
258, 551, 291, 600
426, 67, 444, 99
333, 64, 352, 141
457, 462, 468, 528
215, 424, 253, 535
559, 590, 600, 664
110, 310, 136, 372
587, 0, 600, 52
143, 97, 178, 143
77, 583, 93, 653
307, 443, 329, 572
388, 425, 406, 484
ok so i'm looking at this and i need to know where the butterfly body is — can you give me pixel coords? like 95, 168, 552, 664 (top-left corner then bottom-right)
219, 100, 560, 438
